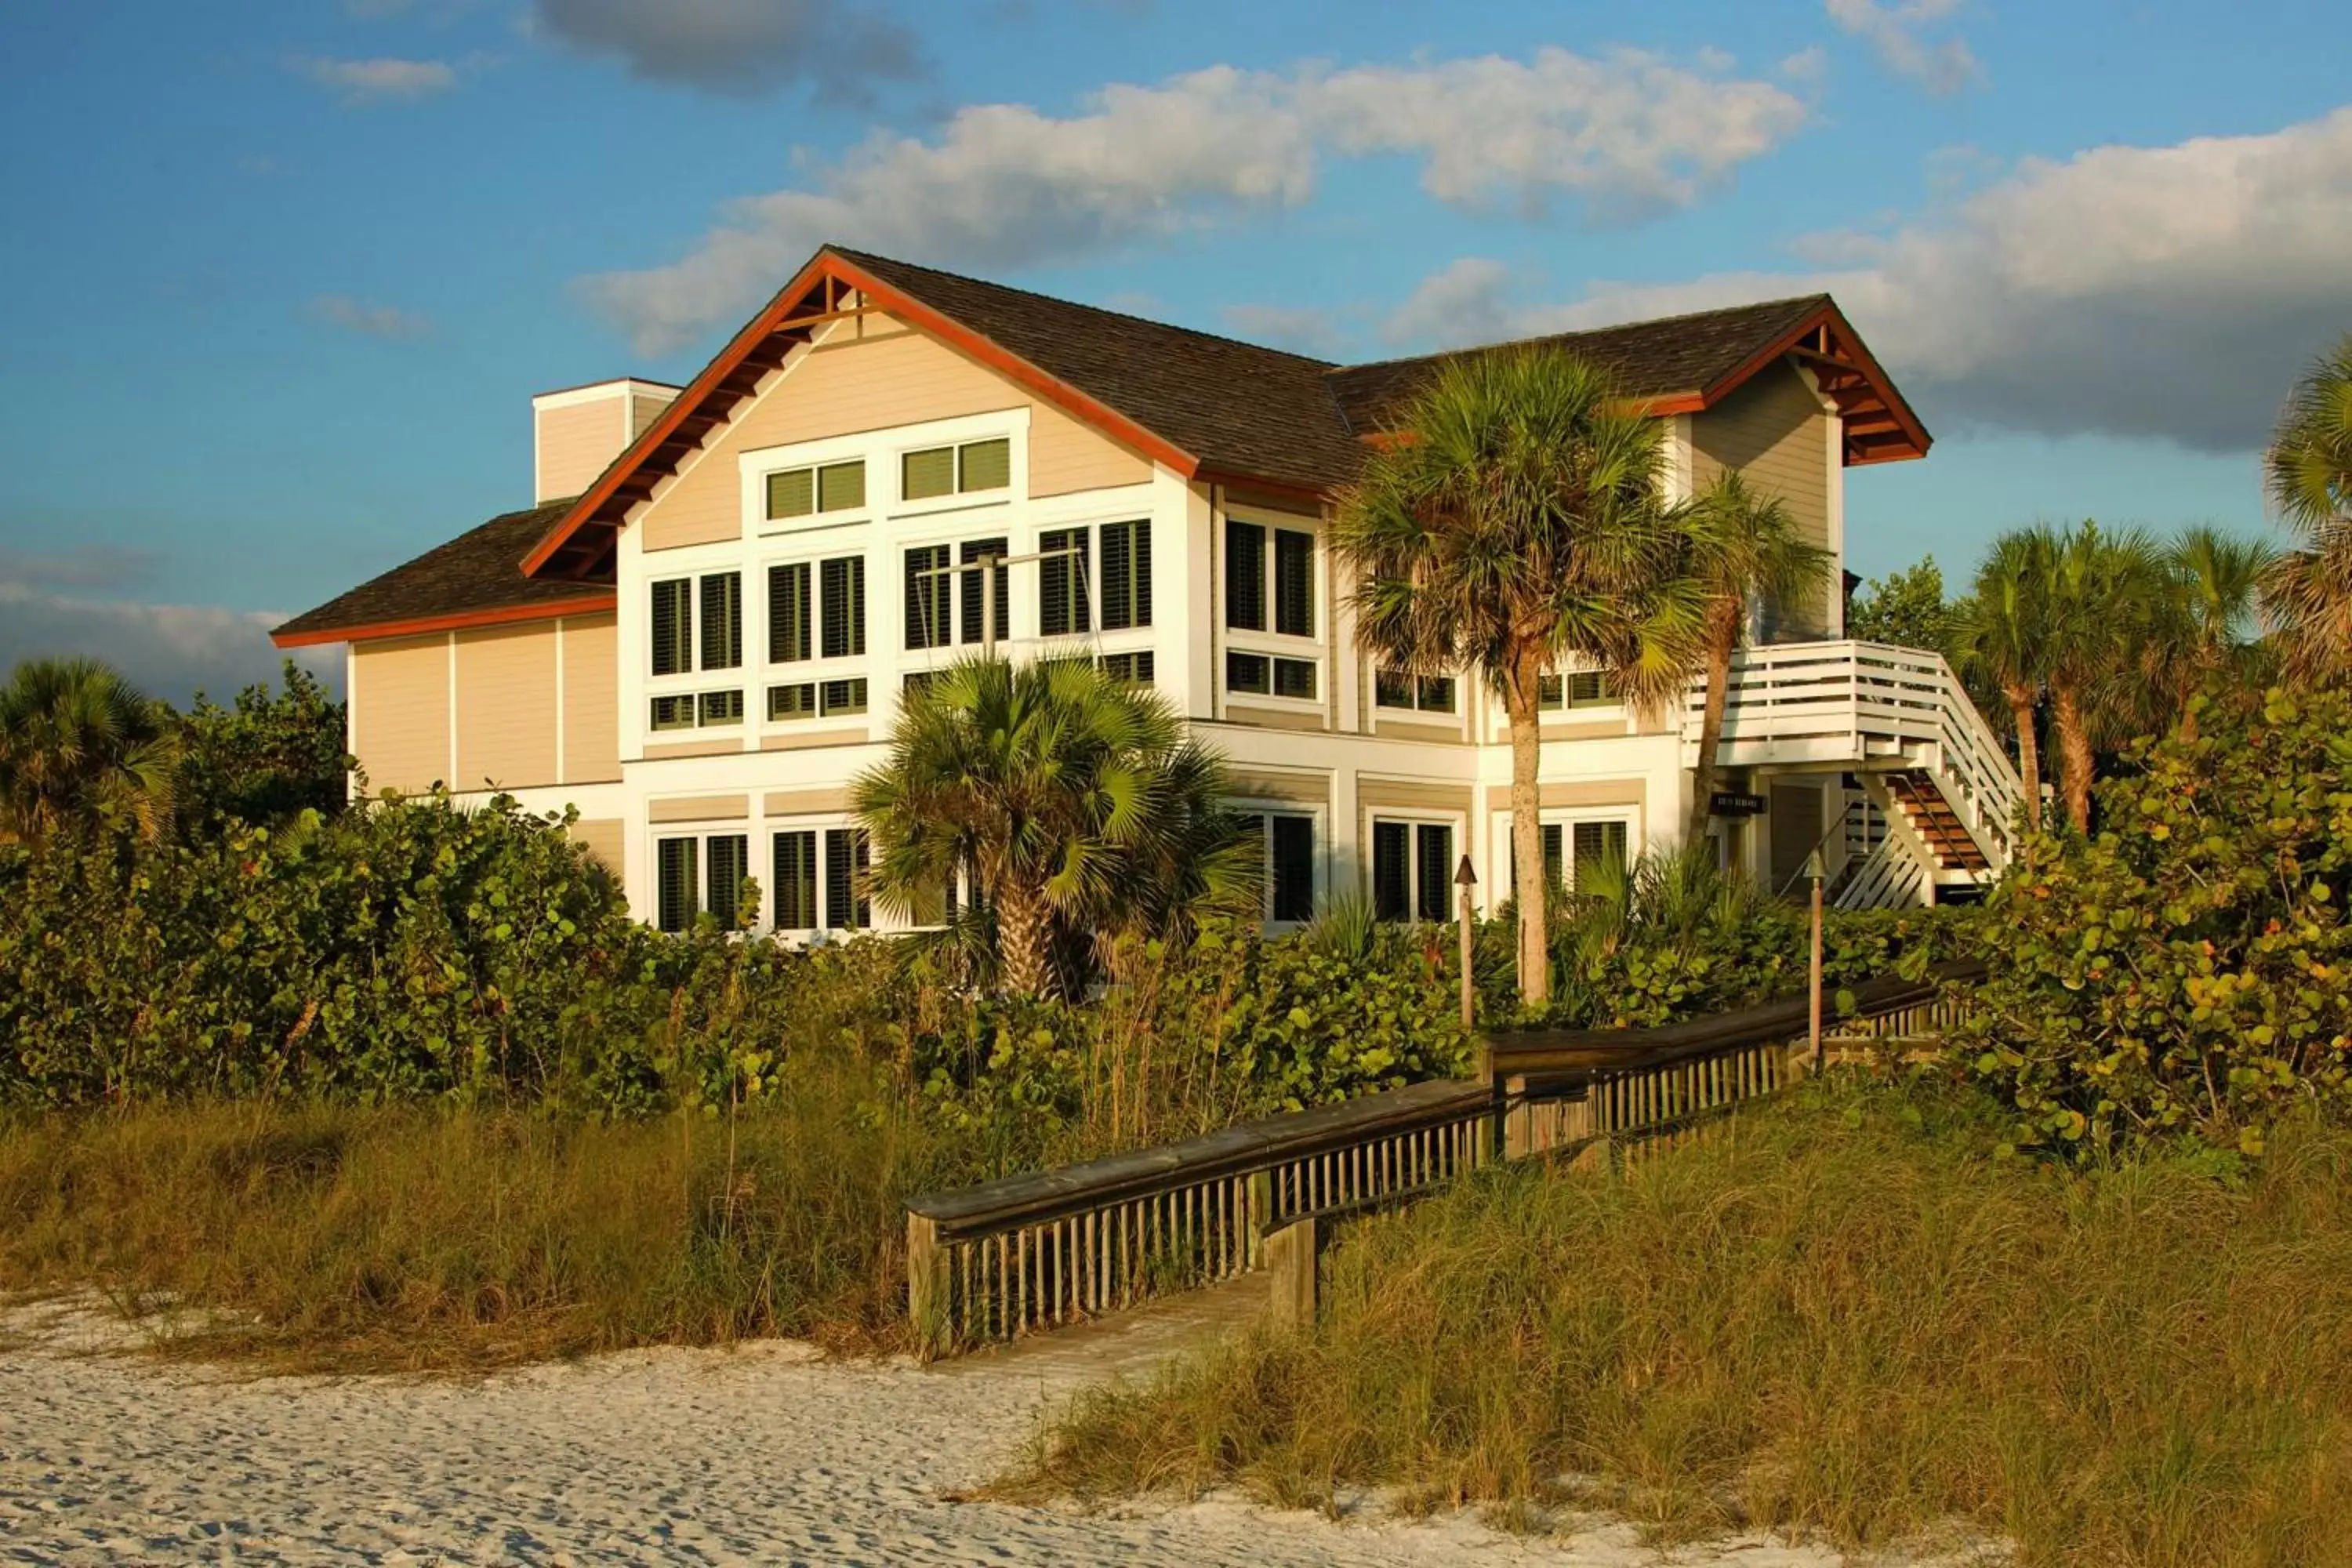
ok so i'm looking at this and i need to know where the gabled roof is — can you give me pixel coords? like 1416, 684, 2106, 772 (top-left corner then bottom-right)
277, 246, 1930, 644
272, 499, 611, 647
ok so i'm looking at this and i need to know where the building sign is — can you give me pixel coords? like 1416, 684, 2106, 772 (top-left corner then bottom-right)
1709, 791, 1768, 817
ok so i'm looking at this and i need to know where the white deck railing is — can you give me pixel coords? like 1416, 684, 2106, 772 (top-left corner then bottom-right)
1683, 640, 2023, 874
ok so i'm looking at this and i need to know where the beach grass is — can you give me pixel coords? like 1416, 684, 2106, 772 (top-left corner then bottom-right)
0, 1051, 963, 1372
1014, 1079, 2352, 1568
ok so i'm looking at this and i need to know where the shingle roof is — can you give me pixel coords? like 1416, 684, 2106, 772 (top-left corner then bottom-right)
832, 249, 1369, 492
273, 499, 608, 644
1323, 294, 1836, 437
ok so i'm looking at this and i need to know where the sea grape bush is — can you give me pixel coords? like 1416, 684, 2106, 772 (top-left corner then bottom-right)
1963, 685, 2352, 1158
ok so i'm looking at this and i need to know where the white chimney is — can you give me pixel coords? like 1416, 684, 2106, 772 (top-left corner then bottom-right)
531, 378, 681, 503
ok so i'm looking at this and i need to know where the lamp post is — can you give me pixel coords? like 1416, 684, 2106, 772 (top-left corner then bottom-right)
1454, 854, 1478, 1033
1806, 845, 1827, 1069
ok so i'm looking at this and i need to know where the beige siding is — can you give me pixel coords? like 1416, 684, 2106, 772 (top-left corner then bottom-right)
643, 738, 744, 760
570, 817, 624, 872
763, 787, 854, 816
1689, 361, 1835, 635
1227, 770, 1331, 806
454, 623, 558, 790
630, 389, 674, 441
352, 634, 449, 796
1223, 702, 1327, 732
649, 794, 751, 823
1483, 779, 1650, 814
1373, 717, 1468, 744
639, 321, 1149, 553
1359, 779, 1475, 815
561, 613, 620, 784
536, 394, 626, 503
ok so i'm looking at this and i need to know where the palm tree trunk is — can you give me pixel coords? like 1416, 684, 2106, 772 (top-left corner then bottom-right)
2052, 682, 2095, 835
996, 875, 1054, 999
1506, 648, 1549, 1008
2005, 684, 2042, 833
1686, 601, 1740, 845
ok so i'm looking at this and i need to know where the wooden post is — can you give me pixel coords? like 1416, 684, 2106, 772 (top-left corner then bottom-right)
1454, 855, 1477, 1033
907, 1213, 949, 1360
1806, 847, 1827, 1070
1265, 1214, 1319, 1328
1246, 1171, 1273, 1266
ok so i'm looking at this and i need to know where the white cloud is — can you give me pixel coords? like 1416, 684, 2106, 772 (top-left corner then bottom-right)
0, 583, 339, 709
1387, 107, 2352, 454
0, 544, 158, 592
1381, 258, 1522, 350
310, 295, 433, 339
290, 55, 459, 104
1824, 0, 1980, 94
1218, 303, 1347, 358
528, 0, 921, 101
583, 48, 1809, 355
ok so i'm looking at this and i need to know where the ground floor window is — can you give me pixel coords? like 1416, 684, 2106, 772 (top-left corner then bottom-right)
1236, 809, 1316, 922
1371, 818, 1454, 922
771, 826, 869, 931
655, 832, 749, 932
1508, 815, 1634, 897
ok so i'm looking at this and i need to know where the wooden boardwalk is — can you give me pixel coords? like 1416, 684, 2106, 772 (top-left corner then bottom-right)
924, 1271, 1266, 1385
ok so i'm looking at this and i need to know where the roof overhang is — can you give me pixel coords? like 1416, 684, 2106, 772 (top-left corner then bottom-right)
270, 594, 614, 649
1647, 299, 1930, 466
521, 249, 1206, 583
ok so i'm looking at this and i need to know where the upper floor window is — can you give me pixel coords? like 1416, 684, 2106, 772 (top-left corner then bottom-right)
652, 572, 740, 675
1375, 670, 1457, 714
768, 557, 866, 665
1538, 670, 1615, 710
1036, 519, 1152, 638
765, 459, 866, 522
1225, 519, 1314, 637
902, 437, 1011, 502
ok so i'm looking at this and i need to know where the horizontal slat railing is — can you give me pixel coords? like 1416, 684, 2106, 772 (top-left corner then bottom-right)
906, 960, 1985, 1356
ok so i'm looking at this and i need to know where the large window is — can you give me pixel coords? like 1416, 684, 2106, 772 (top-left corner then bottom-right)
655, 832, 750, 933
699, 574, 742, 671
1039, 527, 1091, 637
1238, 811, 1316, 923
901, 437, 1011, 502
1511, 817, 1631, 895
1371, 818, 1456, 923
651, 572, 743, 730
775, 555, 865, 665
770, 826, 869, 932
1375, 670, 1457, 714
1224, 520, 1313, 636
765, 460, 866, 521
823, 826, 870, 931
1100, 519, 1150, 630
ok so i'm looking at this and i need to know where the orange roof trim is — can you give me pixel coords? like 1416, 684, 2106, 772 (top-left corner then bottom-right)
1699, 299, 1930, 466
521, 250, 1203, 583
270, 594, 615, 648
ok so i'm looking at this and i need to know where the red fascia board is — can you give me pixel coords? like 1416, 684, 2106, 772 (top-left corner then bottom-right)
522, 250, 1200, 581
270, 595, 614, 648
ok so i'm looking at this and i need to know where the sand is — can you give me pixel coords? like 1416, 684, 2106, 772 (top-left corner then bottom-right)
0, 1298, 1988, 1566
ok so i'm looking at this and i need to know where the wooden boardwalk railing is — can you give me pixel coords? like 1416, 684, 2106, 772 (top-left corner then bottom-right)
906, 958, 1983, 1356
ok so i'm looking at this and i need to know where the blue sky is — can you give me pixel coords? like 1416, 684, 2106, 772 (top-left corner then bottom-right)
3, 0, 2349, 701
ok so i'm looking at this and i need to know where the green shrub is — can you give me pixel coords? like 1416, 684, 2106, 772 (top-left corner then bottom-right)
1963, 684, 2352, 1158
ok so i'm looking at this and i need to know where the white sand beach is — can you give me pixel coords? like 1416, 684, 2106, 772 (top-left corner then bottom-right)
0, 1298, 1984, 1567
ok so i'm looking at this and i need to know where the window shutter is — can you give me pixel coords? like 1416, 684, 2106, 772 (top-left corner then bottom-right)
1272, 659, 1316, 700
905, 546, 951, 649
1039, 527, 1089, 637
1225, 520, 1265, 630
1372, 821, 1410, 921
825, 827, 870, 930
959, 538, 1009, 644
819, 677, 867, 715
821, 556, 864, 659
1225, 651, 1269, 694
817, 460, 865, 513
1542, 824, 1564, 890
1417, 676, 1457, 713
766, 469, 814, 520
699, 573, 742, 670
656, 837, 696, 933
651, 579, 691, 676
1572, 820, 1628, 885
773, 830, 817, 929
958, 437, 1011, 492
1415, 823, 1454, 923
768, 683, 816, 720
769, 564, 811, 663
901, 447, 955, 500
1098, 518, 1152, 630
705, 835, 748, 926
1271, 815, 1315, 922
1274, 529, 1314, 637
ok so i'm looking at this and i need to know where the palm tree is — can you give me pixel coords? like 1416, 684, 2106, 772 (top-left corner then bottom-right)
0, 657, 180, 844
2165, 525, 2274, 734
1334, 347, 1704, 1007
1679, 470, 1834, 843
1958, 530, 2055, 833
852, 655, 1255, 999
2259, 335, 2352, 683
2042, 522, 2177, 835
